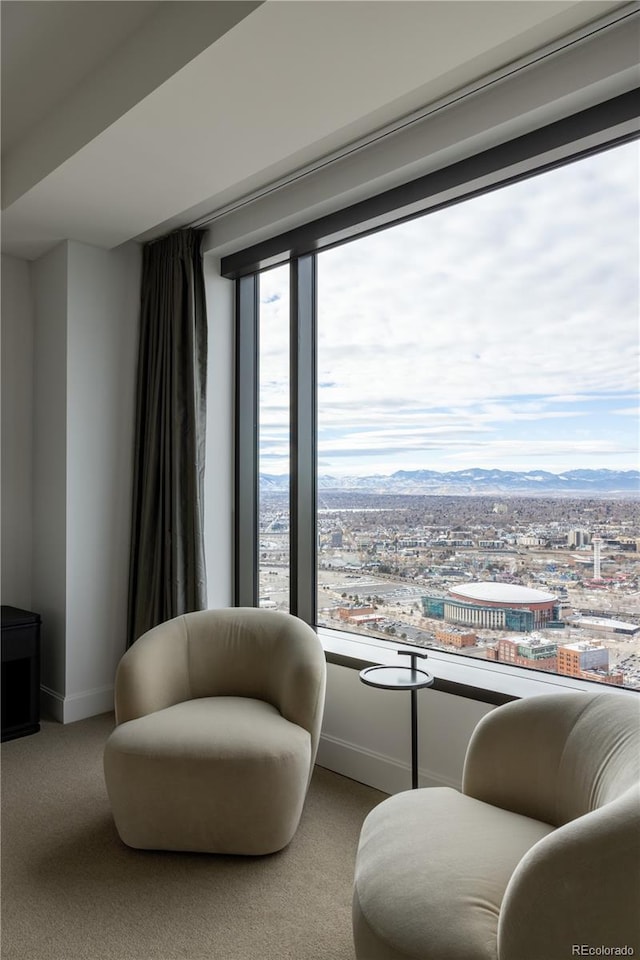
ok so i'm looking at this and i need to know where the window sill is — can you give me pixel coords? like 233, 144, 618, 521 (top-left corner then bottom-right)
318, 626, 639, 706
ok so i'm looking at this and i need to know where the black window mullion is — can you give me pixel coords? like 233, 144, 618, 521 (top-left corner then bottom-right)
235, 273, 259, 607
289, 255, 317, 625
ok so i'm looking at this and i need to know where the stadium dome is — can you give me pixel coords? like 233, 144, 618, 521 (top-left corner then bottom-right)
437, 581, 558, 631
448, 583, 556, 605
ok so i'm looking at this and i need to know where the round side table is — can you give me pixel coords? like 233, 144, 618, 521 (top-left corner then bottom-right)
359, 650, 434, 789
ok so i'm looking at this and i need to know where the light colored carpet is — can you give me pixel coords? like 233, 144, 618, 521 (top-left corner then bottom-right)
1, 713, 387, 960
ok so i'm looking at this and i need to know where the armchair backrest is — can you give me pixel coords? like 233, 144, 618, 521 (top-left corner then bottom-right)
479, 692, 640, 959
463, 691, 640, 827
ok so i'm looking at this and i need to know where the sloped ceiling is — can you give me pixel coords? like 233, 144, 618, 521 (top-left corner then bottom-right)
1, 1, 164, 154
0, 0, 630, 259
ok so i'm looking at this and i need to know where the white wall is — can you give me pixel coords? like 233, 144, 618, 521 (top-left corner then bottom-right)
1, 254, 35, 611
318, 663, 493, 793
202, 255, 234, 609
32, 243, 69, 704
20, 240, 141, 722
64, 240, 141, 720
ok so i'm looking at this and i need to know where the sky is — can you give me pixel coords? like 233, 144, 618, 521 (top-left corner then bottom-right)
259, 140, 639, 477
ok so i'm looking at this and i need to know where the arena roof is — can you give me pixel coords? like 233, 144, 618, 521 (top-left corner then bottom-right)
448, 582, 556, 605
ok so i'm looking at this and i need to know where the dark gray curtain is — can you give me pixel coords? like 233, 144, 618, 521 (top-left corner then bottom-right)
127, 229, 208, 647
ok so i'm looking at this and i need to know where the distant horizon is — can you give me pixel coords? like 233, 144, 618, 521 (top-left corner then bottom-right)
260, 466, 640, 479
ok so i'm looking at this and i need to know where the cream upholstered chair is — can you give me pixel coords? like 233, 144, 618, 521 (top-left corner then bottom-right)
353, 691, 640, 960
103, 608, 326, 855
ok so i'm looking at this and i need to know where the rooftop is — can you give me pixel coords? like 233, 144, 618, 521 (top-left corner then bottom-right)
449, 582, 556, 605
560, 641, 606, 653
574, 616, 640, 632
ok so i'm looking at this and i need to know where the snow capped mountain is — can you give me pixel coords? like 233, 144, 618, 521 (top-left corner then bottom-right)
260, 469, 640, 497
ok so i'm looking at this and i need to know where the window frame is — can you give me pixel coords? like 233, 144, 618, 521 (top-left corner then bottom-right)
227, 89, 640, 702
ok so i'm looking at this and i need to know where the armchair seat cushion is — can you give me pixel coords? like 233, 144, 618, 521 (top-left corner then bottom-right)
353, 787, 554, 960
104, 697, 311, 855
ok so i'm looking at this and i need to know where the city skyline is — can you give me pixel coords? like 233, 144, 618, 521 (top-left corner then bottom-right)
259, 139, 639, 476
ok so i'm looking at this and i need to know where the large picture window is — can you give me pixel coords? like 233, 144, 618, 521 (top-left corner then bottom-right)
228, 105, 639, 694
314, 141, 639, 690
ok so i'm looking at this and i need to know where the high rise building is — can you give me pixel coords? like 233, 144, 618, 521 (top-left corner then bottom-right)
568, 529, 590, 548
592, 536, 603, 580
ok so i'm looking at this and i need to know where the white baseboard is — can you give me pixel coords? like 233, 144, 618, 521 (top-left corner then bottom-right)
40, 685, 64, 723
40, 684, 114, 724
317, 732, 460, 795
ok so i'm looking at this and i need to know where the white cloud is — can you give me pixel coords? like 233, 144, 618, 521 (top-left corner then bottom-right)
258, 141, 640, 473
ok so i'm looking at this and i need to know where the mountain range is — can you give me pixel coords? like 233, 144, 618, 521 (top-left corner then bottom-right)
260, 468, 640, 497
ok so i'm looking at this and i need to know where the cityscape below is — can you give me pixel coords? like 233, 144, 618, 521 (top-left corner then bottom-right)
258, 470, 640, 691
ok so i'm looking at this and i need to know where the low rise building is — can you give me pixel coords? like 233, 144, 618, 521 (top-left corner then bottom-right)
556, 641, 624, 684
493, 636, 557, 671
558, 641, 608, 676
572, 616, 640, 637
337, 605, 376, 622
434, 627, 476, 648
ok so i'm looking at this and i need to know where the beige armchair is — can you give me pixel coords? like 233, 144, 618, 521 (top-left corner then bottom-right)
103, 608, 326, 855
353, 691, 640, 960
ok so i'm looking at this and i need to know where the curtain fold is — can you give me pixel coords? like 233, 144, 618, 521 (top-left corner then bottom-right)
127, 229, 208, 647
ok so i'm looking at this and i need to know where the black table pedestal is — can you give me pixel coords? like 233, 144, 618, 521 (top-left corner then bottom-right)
360, 650, 434, 789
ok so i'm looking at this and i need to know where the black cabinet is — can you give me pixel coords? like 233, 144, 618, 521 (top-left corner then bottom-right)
1, 605, 41, 742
